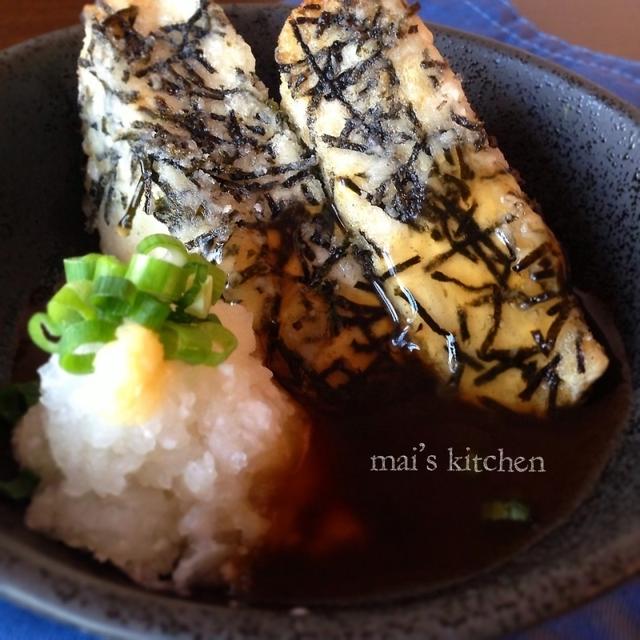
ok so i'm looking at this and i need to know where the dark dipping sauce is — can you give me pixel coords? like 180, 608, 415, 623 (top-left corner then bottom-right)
9, 296, 631, 607
248, 296, 631, 606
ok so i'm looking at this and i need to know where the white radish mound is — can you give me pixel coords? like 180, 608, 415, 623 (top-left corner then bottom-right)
13, 302, 308, 592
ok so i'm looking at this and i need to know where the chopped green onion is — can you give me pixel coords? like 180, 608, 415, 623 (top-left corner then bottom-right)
482, 500, 531, 522
179, 261, 209, 309
94, 255, 127, 279
136, 234, 189, 266
160, 320, 237, 367
0, 382, 39, 427
64, 254, 101, 282
47, 281, 95, 326
0, 470, 39, 501
179, 259, 226, 315
0, 383, 40, 502
58, 352, 97, 375
27, 234, 235, 374
10, 382, 39, 410
90, 276, 137, 315
28, 313, 61, 354
54, 319, 117, 373
126, 253, 188, 302
206, 263, 227, 304
59, 319, 118, 355
127, 292, 171, 330
190, 253, 226, 295
184, 274, 214, 319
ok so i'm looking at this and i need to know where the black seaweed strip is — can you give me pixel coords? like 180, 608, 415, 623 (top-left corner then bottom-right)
518, 354, 562, 401
321, 135, 369, 153
457, 308, 470, 342
575, 333, 586, 374
458, 350, 484, 371
467, 233, 504, 282
479, 396, 514, 413
403, 293, 449, 339
547, 372, 561, 411
389, 142, 427, 224
513, 242, 550, 273
481, 347, 538, 364
516, 290, 559, 309
455, 146, 475, 180
332, 49, 384, 90
289, 19, 359, 119
442, 174, 471, 200
530, 268, 555, 282
479, 287, 502, 355
226, 158, 315, 182
334, 298, 388, 321
380, 255, 422, 281
451, 112, 483, 132
531, 329, 552, 356
301, 182, 321, 205
424, 207, 510, 273
359, 231, 384, 258
474, 347, 538, 386
473, 361, 517, 386
544, 301, 572, 350
102, 168, 117, 226
308, 243, 347, 286
355, 280, 375, 292
546, 301, 563, 316
430, 271, 492, 292
282, 168, 313, 188
425, 196, 478, 264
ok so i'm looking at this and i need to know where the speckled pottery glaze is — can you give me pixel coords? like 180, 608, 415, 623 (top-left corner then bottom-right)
0, 5, 639, 639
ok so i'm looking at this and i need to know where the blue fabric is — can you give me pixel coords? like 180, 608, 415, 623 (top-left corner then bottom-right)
508, 578, 640, 640
1, 1, 639, 638
422, 0, 640, 105
0, 601, 92, 640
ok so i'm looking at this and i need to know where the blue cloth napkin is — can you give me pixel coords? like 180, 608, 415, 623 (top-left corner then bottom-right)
509, 577, 640, 640
424, 0, 640, 106
1, 1, 638, 638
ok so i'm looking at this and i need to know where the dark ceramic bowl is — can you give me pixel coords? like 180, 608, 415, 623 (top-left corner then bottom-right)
0, 5, 639, 639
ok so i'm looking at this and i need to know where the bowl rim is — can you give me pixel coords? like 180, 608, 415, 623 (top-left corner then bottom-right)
0, 14, 639, 640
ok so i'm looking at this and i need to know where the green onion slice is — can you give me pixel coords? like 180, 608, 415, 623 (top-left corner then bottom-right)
47, 281, 95, 326
26, 234, 235, 375
90, 276, 137, 315
54, 319, 117, 374
58, 352, 96, 375
0, 470, 39, 501
482, 500, 531, 523
179, 261, 210, 310
94, 255, 128, 279
28, 313, 62, 354
127, 292, 170, 330
126, 253, 188, 302
64, 254, 101, 282
136, 234, 189, 267
184, 275, 215, 319
59, 319, 118, 355
160, 320, 237, 367
0, 382, 39, 428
